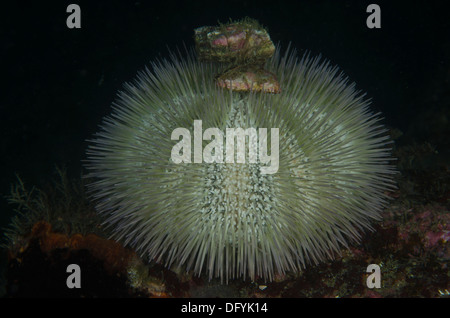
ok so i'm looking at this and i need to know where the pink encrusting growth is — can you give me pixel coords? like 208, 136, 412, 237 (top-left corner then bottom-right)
391, 206, 450, 259
211, 31, 247, 51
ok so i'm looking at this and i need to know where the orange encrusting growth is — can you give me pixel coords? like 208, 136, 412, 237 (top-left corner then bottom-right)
30, 221, 135, 274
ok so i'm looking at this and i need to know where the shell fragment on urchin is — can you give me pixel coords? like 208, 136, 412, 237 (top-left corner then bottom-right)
216, 64, 281, 94
194, 18, 275, 64
85, 47, 396, 283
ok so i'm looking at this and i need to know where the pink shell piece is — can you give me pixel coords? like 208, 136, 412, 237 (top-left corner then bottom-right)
216, 66, 281, 94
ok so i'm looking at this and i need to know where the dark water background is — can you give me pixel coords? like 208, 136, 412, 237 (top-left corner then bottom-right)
1, 0, 449, 272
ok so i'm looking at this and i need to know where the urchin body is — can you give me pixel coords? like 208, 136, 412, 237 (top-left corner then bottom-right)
86, 48, 395, 282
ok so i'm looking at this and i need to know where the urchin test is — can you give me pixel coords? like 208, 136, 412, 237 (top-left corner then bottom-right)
171, 119, 279, 175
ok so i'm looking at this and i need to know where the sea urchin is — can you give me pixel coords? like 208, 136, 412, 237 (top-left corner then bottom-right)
86, 46, 396, 282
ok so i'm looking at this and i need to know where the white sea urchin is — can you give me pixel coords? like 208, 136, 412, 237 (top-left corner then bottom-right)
86, 47, 396, 282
